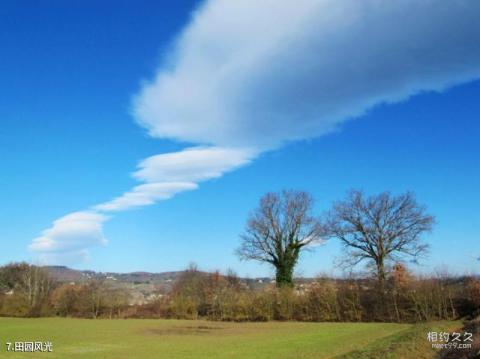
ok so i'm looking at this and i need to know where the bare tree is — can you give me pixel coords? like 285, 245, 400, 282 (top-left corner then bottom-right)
236, 190, 324, 287
325, 190, 434, 289
0, 263, 55, 316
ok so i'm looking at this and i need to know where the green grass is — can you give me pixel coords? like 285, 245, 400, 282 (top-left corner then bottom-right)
0, 317, 450, 358
339, 320, 461, 359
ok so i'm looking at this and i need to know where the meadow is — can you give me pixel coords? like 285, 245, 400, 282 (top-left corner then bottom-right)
0, 318, 457, 358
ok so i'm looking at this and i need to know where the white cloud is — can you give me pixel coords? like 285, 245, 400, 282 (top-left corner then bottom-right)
95, 182, 198, 212
94, 146, 253, 212
134, 146, 255, 183
30, 146, 253, 262
134, 0, 480, 149
30, 0, 480, 264
29, 212, 108, 262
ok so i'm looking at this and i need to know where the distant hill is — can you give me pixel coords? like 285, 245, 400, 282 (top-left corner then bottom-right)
43, 266, 204, 284
41, 266, 276, 305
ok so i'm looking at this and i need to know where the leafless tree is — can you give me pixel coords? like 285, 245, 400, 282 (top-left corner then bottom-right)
325, 190, 434, 289
236, 190, 324, 287
0, 263, 54, 316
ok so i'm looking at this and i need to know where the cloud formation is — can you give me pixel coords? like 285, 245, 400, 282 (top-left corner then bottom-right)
94, 182, 198, 212
29, 212, 108, 263
134, 146, 254, 183
95, 146, 254, 212
30, 0, 480, 264
30, 146, 254, 263
135, 0, 480, 149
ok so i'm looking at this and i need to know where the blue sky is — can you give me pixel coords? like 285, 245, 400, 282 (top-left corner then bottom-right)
1, 0, 479, 277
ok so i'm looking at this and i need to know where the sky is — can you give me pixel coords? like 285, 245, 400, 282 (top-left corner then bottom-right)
0, 0, 479, 277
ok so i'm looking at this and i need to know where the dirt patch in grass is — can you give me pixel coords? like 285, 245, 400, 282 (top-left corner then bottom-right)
146, 325, 226, 336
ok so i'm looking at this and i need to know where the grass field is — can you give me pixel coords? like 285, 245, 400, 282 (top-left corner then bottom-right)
0, 318, 458, 358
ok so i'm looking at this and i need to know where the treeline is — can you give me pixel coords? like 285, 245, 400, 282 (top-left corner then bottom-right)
0, 262, 479, 322
0, 263, 130, 318
125, 264, 480, 322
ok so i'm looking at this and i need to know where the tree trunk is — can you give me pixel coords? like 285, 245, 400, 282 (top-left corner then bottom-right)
275, 263, 294, 287
377, 259, 386, 289
376, 259, 387, 319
